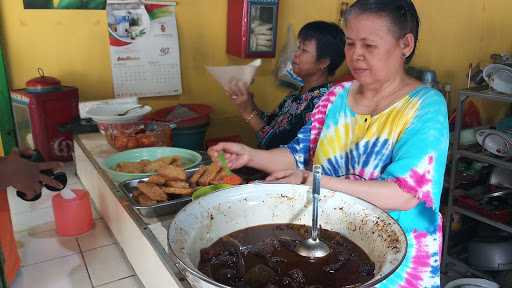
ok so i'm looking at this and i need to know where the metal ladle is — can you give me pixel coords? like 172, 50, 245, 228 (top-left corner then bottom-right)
294, 165, 330, 258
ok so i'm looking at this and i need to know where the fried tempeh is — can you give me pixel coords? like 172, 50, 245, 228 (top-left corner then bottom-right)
198, 162, 222, 186
189, 166, 207, 186
165, 180, 190, 188
147, 175, 167, 185
137, 182, 167, 201
210, 169, 230, 185
162, 186, 194, 195
158, 165, 187, 181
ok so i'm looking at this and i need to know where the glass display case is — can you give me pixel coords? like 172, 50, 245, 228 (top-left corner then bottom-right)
227, 0, 279, 58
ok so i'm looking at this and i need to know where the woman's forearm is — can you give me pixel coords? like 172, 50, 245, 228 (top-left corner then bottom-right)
240, 103, 265, 131
313, 175, 419, 211
247, 147, 297, 174
244, 111, 265, 131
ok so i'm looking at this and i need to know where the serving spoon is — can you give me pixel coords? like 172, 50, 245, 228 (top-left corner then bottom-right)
294, 165, 330, 258
116, 105, 144, 116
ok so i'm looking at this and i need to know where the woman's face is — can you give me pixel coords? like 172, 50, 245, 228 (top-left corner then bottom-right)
344, 13, 412, 86
292, 39, 326, 80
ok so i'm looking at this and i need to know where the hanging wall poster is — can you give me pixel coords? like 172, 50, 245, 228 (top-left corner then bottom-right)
107, 0, 182, 98
23, 0, 106, 9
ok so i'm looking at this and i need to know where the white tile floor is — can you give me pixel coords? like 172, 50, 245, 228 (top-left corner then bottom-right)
7, 162, 144, 288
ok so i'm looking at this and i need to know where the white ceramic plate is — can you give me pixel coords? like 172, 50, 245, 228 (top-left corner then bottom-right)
483, 64, 512, 94
85, 104, 152, 124
476, 129, 512, 157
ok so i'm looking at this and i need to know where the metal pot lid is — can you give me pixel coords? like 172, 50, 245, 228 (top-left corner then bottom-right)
25, 68, 62, 93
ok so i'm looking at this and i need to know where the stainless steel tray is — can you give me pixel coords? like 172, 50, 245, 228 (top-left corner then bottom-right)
119, 177, 192, 218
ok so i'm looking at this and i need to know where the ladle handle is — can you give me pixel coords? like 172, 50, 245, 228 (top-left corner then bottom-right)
311, 165, 321, 241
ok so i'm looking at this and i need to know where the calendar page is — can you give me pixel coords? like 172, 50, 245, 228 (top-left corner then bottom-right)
107, 0, 182, 98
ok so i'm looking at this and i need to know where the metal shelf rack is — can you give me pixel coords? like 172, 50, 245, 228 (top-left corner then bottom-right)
441, 87, 512, 273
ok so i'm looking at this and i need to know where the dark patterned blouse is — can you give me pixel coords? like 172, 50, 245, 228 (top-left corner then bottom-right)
256, 83, 331, 149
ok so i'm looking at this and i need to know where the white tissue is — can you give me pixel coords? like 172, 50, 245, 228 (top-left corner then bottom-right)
60, 187, 77, 200
206, 59, 262, 90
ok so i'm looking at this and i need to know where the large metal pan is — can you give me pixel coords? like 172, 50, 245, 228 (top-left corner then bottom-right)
167, 183, 407, 288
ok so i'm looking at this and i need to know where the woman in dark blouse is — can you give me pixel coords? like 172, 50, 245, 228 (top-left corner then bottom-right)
227, 21, 346, 149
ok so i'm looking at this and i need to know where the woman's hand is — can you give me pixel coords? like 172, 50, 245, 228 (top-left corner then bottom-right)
1, 150, 63, 198
225, 79, 256, 117
265, 169, 309, 185
208, 142, 253, 170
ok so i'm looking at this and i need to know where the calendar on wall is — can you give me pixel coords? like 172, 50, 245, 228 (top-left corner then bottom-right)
107, 0, 182, 98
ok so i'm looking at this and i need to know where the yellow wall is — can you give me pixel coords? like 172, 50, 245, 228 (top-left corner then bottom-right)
0, 0, 511, 144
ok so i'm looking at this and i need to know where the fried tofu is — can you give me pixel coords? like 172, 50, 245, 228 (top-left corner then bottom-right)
158, 165, 187, 181
162, 186, 194, 195
198, 162, 222, 186
137, 182, 167, 201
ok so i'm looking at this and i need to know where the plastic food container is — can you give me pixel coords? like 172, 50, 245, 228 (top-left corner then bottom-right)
52, 189, 93, 237
103, 121, 175, 151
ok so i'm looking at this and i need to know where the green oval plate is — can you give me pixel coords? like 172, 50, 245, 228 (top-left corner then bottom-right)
103, 147, 202, 183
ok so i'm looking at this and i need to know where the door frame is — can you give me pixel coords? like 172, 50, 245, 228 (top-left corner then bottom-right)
0, 44, 16, 155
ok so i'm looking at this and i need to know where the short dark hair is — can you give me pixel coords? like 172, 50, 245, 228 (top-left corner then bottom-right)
298, 21, 346, 76
344, 0, 420, 64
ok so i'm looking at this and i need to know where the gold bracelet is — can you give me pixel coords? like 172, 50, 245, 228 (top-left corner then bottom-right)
245, 110, 258, 122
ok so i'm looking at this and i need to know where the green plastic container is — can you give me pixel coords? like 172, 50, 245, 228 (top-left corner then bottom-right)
172, 122, 209, 151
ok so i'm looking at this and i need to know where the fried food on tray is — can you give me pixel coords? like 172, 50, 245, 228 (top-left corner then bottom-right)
162, 186, 194, 195
189, 165, 207, 186
133, 191, 157, 205
210, 169, 230, 185
137, 182, 167, 201
165, 180, 190, 189
158, 165, 187, 181
148, 175, 167, 185
131, 162, 244, 206
198, 162, 222, 186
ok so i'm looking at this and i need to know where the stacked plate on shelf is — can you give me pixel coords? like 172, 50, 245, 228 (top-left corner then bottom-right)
476, 129, 512, 157
483, 64, 512, 95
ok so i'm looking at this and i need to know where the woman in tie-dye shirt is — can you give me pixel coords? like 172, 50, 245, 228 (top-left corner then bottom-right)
208, 0, 448, 287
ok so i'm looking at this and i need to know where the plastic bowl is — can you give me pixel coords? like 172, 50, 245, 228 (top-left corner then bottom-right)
86, 104, 152, 124
102, 121, 175, 152
102, 147, 202, 183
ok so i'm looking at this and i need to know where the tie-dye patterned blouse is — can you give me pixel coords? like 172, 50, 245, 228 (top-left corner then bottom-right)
286, 82, 449, 288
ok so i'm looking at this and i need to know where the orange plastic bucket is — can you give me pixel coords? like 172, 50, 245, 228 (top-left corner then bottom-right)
52, 189, 93, 237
